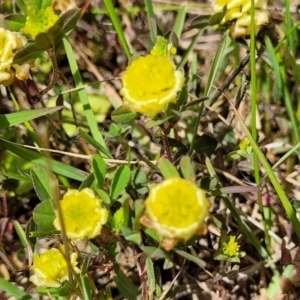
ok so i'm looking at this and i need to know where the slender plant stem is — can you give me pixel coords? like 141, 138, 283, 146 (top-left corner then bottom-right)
250, 0, 271, 252
63, 37, 108, 155
144, 0, 156, 43
207, 54, 250, 108
188, 103, 204, 156
161, 128, 174, 163
228, 99, 300, 241
103, 0, 131, 59
39, 48, 59, 97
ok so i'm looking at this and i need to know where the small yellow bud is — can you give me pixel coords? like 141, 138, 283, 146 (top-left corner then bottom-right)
223, 236, 241, 257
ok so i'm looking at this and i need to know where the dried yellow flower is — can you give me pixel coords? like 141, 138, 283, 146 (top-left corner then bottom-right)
214, 0, 269, 39
0, 28, 31, 86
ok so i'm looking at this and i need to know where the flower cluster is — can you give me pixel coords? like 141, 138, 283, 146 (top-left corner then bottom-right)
53, 188, 109, 241
23, 4, 59, 39
150, 36, 177, 57
214, 0, 269, 39
120, 37, 184, 118
140, 177, 211, 250
0, 28, 31, 86
30, 247, 80, 288
223, 235, 240, 257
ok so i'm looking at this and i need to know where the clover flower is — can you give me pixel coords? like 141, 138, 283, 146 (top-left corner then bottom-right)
23, 4, 59, 39
0, 28, 31, 86
214, 0, 269, 39
222, 235, 240, 257
239, 138, 250, 150
140, 177, 211, 250
29, 247, 80, 288
120, 39, 184, 118
53, 188, 109, 241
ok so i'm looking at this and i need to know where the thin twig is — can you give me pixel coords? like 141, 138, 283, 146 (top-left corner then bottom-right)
206, 53, 250, 109
161, 129, 174, 163
3, 140, 157, 166
39, 48, 59, 97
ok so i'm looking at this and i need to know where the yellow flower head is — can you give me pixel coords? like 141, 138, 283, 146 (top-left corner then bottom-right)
140, 177, 210, 250
120, 54, 184, 118
222, 235, 240, 257
53, 188, 109, 241
238, 138, 250, 150
213, 0, 269, 39
0, 28, 31, 86
23, 4, 59, 39
29, 247, 80, 288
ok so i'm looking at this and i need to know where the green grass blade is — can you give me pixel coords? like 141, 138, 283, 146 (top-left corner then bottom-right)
81, 275, 93, 300
172, 5, 186, 38
0, 138, 87, 182
266, 36, 300, 144
250, 0, 257, 143
144, 0, 156, 43
178, 30, 202, 68
205, 157, 276, 269
222, 195, 270, 259
280, 67, 300, 144
8, 87, 40, 144
0, 277, 36, 300
189, 34, 229, 155
275, 20, 300, 53
284, 0, 297, 56
13, 220, 30, 248
190, 52, 198, 93
63, 37, 109, 157
265, 36, 283, 95
0, 106, 63, 130
188, 103, 204, 156
103, 0, 131, 58
0, 170, 31, 182
146, 257, 156, 296
174, 249, 206, 268
78, 128, 113, 159
261, 143, 300, 182
205, 33, 230, 97
228, 100, 300, 241
250, 0, 271, 251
